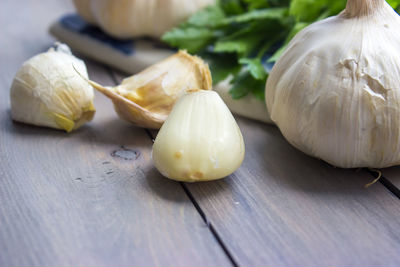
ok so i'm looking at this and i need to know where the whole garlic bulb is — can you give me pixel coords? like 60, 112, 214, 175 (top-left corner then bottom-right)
73, 0, 216, 39
152, 90, 245, 182
10, 43, 95, 132
266, 0, 400, 168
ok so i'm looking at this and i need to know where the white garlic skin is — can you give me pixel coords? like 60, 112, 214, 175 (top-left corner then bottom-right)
152, 90, 245, 182
10, 44, 95, 132
73, 0, 216, 39
266, 0, 400, 168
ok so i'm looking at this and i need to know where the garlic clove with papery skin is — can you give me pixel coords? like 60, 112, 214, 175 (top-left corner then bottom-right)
152, 89, 245, 182
88, 50, 212, 129
10, 43, 95, 132
266, 0, 400, 168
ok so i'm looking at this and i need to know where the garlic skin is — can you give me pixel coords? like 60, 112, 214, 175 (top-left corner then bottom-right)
265, 0, 400, 168
73, 0, 216, 39
89, 50, 212, 129
10, 43, 95, 132
152, 90, 245, 182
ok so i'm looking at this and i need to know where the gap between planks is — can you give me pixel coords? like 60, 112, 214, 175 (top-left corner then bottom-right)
106, 67, 240, 267
365, 169, 400, 199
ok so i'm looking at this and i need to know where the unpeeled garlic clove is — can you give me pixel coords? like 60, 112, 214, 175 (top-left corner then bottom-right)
88, 50, 212, 129
152, 90, 245, 182
10, 43, 95, 132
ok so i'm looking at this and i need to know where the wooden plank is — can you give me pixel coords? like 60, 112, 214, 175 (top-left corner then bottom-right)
184, 118, 400, 266
0, 1, 231, 266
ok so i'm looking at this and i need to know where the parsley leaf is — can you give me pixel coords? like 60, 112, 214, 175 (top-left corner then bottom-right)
161, 27, 214, 53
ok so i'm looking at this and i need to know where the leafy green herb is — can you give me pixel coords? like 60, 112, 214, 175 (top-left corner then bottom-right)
238, 58, 267, 80
163, 0, 400, 100
162, 27, 214, 53
229, 70, 266, 100
201, 52, 241, 83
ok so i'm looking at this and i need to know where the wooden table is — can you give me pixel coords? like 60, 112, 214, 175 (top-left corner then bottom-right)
1, 1, 400, 266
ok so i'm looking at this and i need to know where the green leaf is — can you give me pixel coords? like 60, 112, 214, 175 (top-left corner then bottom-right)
289, 0, 346, 22
243, 0, 271, 10
220, 0, 245, 15
214, 34, 262, 54
214, 18, 286, 56
387, 0, 400, 9
186, 5, 226, 27
222, 7, 288, 24
229, 70, 266, 100
251, 79, 266, 101
267, 0, 290, 7
161, 27, 214, 53
239, 58, 267, 80
202, 53, 241, 84
229, 71, 253, 99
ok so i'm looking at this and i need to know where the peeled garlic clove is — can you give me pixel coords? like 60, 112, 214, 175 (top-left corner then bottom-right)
10, 43, 95, 132
89, 50, 212, 129
266, 0, 400, 168
152, 90, 245, 182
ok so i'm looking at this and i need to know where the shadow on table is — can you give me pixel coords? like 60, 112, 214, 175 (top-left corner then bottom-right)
75, 117, 150, 147
238, 118, 376, 195
143, 167, 193, 203
4, 108, 151, 148
143, 165, 236, 204
3, 108, 70, 136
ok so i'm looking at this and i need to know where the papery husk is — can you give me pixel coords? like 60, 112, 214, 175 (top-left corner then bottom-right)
88, 50, 212, 129
10, 43, 95, 132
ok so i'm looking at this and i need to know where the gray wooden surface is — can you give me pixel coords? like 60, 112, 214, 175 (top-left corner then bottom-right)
1, 0, 400, 267
0, 1, 230, 266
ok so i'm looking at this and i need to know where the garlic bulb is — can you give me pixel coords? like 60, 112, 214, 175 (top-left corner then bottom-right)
10, 43, 95, 132
89, 50, 212, 129
152, 90, 245, 182
266, 0, 400, 168
73, 0, 216, 39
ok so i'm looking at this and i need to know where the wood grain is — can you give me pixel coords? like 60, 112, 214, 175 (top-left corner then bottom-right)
184, 118, 400, 266
0, 1, 231, 266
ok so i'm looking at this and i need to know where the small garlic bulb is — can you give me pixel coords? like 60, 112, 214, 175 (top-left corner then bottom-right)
10, 43, 95, 132
266, 0, 400, 168
89, 50, 212, 129
73, 0, 216, 39
152, 90, 245, 182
